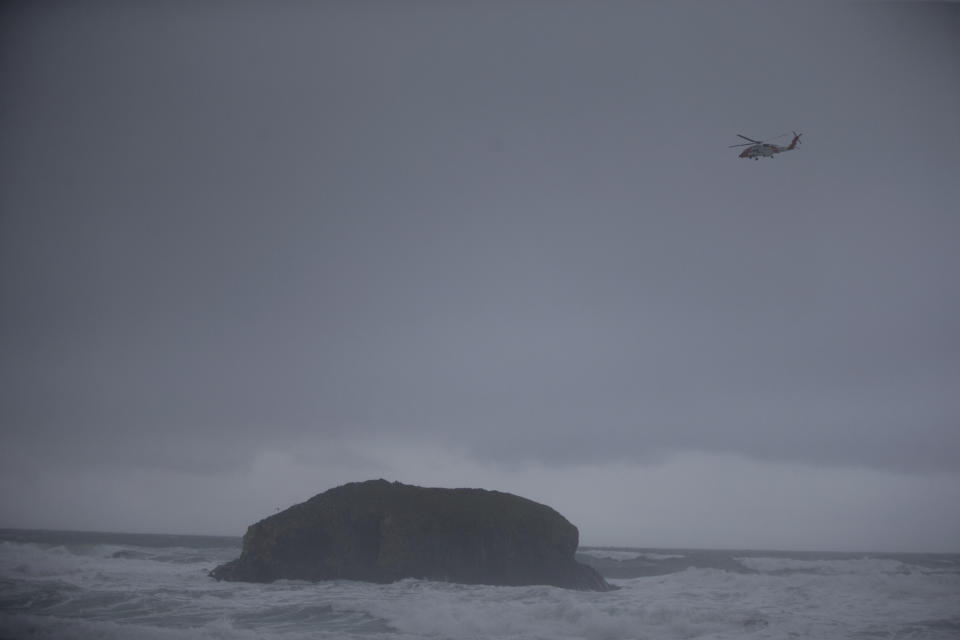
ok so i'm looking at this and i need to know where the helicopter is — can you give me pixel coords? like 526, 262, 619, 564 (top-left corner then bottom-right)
730, 132, 802, 160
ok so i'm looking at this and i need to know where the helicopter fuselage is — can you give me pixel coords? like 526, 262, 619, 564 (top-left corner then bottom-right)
739, 143, 783, 159
734, 132, 801, 160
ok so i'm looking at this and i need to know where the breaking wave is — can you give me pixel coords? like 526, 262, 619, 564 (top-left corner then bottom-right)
2, 530, 959, 639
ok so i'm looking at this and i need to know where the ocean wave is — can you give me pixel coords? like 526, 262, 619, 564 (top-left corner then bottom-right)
0, 612, 369, 640
735, 555, 960, 577
337, 577, 782, 640
3, 531, 959, 640
578, 548, 686, 562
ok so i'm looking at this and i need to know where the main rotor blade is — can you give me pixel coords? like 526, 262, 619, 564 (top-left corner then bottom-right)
728, 142, 755, 148
736, 134, 762, 143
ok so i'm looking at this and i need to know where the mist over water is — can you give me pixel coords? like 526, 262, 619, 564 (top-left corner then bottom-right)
2, 529, 958, 639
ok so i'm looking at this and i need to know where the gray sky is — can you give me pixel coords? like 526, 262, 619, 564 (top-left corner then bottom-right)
2, 1, 959, 552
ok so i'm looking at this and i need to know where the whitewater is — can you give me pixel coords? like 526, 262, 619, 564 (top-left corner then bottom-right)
1, 529, 958, 639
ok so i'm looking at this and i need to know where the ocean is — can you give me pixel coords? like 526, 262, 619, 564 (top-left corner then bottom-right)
1, 529, 958, 639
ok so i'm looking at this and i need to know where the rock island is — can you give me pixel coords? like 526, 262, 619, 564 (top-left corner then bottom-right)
210, 479, 616, 591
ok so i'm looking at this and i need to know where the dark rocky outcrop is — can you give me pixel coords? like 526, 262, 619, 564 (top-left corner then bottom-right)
210, 479, 616, 591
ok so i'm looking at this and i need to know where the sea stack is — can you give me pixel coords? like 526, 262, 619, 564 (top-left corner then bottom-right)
210, 479, 616, 591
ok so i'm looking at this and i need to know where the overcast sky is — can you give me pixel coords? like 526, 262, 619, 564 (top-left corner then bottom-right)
2, 1, 958, 553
